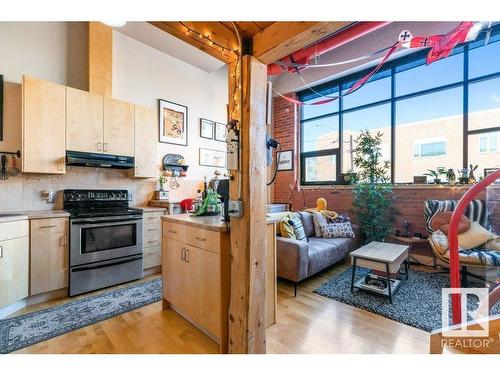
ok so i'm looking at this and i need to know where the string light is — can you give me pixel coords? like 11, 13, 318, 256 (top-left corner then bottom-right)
179, 21, 237, 58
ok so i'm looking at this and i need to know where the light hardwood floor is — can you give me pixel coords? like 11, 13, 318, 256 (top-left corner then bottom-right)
12, 265, 429, 354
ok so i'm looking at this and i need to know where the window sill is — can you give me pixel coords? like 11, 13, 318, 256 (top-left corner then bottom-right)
299, 183, 476, 190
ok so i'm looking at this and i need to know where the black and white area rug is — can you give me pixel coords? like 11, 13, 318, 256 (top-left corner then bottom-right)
314, 267, 500, 332
0, 278, 162, 354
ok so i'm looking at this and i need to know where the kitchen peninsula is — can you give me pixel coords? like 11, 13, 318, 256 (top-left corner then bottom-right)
161, 213, 279, 353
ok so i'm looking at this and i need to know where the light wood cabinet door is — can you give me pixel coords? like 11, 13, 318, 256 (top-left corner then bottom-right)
133, 105, 157, 178
162, 239, 187, 311
30, 218, 69, 295
66, 87, 104, 153
22, 76, 66, 174
103, 97, 135, 156
0, 236, 29, 309
186, 245, 221, 337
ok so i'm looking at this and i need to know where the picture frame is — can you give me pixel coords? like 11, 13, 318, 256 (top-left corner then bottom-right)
277, 150, 293, 171
199, 148, 226, 168
0, 74, 3, 141
200, 118, 214, 139
484, 168, 499, 177
214, 122, 227, 142
159, 99, 188, 146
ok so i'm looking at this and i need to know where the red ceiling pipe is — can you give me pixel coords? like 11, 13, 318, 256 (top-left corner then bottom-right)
267, 21, 392, 75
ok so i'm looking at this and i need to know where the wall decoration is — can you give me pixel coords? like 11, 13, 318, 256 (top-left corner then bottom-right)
485, 168, 500, 177
159, 99, 188, 146
0, 74, 3, 141
199, 148, 226, 168
277, 150, 293, 171
214, 122, 227, 142
200, 118, 214, 139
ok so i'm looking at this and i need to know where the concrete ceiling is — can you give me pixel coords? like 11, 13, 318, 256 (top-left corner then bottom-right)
114, 21, 226, 73
271, 21, 462, 95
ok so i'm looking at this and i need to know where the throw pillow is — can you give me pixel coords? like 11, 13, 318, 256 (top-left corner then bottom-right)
311, 210, 327, 237
430, 230, 449, 255
320, 222, 355, 239
279, 215, 296, 240
430, 211, 471, 235
328, 214, 351, 224
485, 237, 500, 251
289, 214, 308, 242
458, 221, 497, 250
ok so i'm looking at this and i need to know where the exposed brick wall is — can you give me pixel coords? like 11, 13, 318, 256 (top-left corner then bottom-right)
272, 95, 298, 203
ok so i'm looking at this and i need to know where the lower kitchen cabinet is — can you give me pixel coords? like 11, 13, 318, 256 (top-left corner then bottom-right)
162, 217, 230, 353
0, 220, 29, 310
143, 211, 164, 269
30, 218, 69, 295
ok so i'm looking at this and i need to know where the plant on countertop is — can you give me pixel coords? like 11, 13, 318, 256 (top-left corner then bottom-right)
424, 167, 446, 184
352, 130, 394, 243
192, 188, 221, 216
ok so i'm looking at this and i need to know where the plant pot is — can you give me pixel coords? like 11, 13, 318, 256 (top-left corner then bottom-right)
433, 179, 441, 184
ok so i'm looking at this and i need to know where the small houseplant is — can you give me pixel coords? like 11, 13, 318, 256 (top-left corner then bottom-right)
424, 167, 446, 184
352, 130, 394, 243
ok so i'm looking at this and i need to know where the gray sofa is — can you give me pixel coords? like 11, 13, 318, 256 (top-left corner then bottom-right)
276, 211, 360, 296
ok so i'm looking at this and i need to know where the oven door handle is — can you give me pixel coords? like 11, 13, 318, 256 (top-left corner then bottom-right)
72, 216, 143, 225
71, 255, 143, 272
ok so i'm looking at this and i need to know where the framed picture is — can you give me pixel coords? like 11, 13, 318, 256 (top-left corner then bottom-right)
0, 74, 3, 141
277, 150, 293, 171
199, 148, 226, 168
200, 118, 214, 139
484, 168, 499, 177
159, 99, 188, 146
214, 122, 227, 142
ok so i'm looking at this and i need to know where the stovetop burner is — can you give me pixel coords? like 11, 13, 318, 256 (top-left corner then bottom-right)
63, 189, 142, 219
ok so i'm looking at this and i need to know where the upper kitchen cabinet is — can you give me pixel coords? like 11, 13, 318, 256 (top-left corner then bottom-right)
22, 76, 66, 174
103, 97, 135, 157
133, 105, 157, 178
66, 87, 104, 153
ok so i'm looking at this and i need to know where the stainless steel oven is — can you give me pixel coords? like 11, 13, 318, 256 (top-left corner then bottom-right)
64, 189, 144, 296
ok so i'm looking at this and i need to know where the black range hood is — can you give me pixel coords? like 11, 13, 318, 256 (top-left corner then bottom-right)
66, 151, 134, 169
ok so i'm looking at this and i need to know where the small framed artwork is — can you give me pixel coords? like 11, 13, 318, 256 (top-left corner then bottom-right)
159, 99, 188, 146
484, 168, 499, 177
200, 118, 214, 139
199, 148, 226, 168
277, 150, 293, 171
214, 122, 227, 142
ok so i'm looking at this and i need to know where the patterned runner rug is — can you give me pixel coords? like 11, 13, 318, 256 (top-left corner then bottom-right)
0, 278, 162, 353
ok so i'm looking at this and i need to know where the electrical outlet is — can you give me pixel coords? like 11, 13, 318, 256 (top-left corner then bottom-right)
228, 200, 243, 217
128, 193, 133, 201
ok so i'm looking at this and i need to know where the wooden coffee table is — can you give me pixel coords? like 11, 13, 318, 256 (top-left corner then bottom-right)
350, 241, 409, 303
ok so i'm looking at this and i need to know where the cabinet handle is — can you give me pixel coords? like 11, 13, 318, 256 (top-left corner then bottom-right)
0, 245, 3, 259
39, 225, 57, 229
62, 235, 68, 246
58, 161, 64, 171
181, 247, 186, 260
97, 142, 102, 151
168, 230, 177, 234
185, 249, 190, 263
195, 236, 206, 242
103, 143, 108, 152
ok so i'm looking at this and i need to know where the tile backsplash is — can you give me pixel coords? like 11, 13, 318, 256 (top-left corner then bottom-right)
0, 166, 156, 212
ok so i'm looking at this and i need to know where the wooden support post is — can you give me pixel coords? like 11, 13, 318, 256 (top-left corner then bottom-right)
227, 55, 268, 353
87, 22, 113, 97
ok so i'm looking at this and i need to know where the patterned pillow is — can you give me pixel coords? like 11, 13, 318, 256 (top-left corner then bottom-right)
320, 222, 355, 239
289, 214, 307, 242
328, 214, 351, 224
311, 211, 327, 237
279, 215, 296, 239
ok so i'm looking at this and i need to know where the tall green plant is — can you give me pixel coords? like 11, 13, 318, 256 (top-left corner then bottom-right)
352, 130, 394, 243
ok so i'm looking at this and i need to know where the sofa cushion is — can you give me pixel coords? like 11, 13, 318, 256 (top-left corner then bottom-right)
279, 214, 296, 239
289, 213, 307, 242
311, 210, 327, 237
307, 237, 354, 276
320, 222, 355, 238
424, 199, 490, 233
458, 221, 497, 250
430, 211, 471, 235
298, 211, 315, 238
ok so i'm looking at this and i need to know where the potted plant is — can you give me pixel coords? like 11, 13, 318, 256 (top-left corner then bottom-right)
424, 167, 446, 184
352, 130, 394, 243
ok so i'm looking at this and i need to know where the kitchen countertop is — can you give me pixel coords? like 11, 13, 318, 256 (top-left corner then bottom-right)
161, 213, 284, 231
0, 210, 70, 221
133, 206, 167, 213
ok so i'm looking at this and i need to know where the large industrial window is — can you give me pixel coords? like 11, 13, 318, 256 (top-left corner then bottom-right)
298, 25, 500, 185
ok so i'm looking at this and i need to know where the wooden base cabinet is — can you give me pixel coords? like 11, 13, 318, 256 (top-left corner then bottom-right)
0, 220, 29, 309
162, 219, 230, 353
30, 218, 69, 296
143, 211, 164, 269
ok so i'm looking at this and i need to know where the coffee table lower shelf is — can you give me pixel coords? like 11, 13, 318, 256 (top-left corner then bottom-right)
352, 273, 404, 299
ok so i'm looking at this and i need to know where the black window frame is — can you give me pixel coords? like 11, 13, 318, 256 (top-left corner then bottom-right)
297, 25, 500, 186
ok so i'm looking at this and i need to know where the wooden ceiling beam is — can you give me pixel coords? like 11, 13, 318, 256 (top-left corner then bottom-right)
252, 21, 353, 65
149, 21, 238, 64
